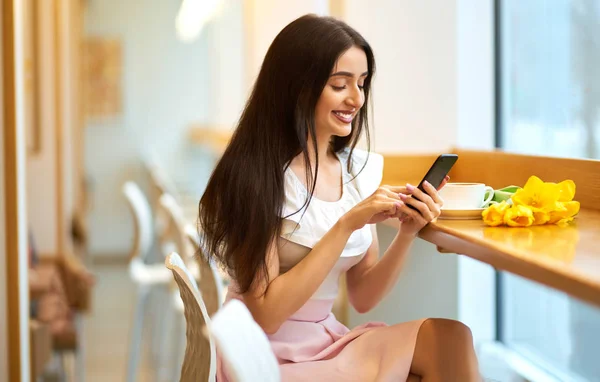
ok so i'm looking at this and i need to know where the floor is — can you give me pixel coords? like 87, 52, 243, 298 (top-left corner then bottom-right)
80, 263, 163, 382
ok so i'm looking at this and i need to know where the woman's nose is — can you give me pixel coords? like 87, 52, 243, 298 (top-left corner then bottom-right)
346, 86, 362, 108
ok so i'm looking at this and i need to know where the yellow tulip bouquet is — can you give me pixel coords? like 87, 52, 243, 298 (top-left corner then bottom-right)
482, 176, 580, 227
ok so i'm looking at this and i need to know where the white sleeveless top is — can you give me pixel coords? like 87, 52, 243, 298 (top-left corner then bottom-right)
277, 148, 384, 300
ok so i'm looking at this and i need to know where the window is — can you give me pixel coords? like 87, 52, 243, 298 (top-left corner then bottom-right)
496, 0, 600, 380
498, 0, 600, 159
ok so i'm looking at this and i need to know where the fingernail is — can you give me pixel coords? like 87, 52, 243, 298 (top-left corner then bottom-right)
406, 184, 415, 192
398, 194, 407, 200
445, 175, 450, 180
423, 180, 431, 187
395, 201, 403, 208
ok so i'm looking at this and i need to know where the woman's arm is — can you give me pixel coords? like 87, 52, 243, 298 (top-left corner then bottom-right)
345, 180, 446, 313
243, 221, 352, 334
243, 188, 404, 334
346, 225, 416, 313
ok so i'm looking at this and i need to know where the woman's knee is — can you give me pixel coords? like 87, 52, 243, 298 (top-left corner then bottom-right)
419, 318, 474, 349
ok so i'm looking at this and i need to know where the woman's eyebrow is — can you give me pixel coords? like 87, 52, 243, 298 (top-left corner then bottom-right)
330, 71, 369, 78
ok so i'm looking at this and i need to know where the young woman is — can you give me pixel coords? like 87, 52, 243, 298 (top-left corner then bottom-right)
199, 14, 481, 382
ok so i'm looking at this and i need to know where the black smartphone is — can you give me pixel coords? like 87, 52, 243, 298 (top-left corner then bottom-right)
407, 154, 458, 211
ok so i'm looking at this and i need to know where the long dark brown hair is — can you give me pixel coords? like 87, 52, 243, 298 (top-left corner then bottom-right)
198, 14, 376, 294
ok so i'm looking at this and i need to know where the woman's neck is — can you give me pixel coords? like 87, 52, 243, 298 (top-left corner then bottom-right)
304, 135, 334, 168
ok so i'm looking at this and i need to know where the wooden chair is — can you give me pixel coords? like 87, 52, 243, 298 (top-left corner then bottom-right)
165, 252, 280, 382
184, 225, 226, 316
210, 299, 280, 382
158, 193, 202, 380
143, 156, 181, 261
157, 193, 190, 259
122, 181, 172, 382
164, 216, 227, 381
165, 252, 217, 382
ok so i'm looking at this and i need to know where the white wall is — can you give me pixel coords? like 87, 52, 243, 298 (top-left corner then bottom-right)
340, 0, 496, 345
243, 0, 328, 91
84, 0, 246, 256
457, 0, 495, 149
205, 0, 245, 128
364, 226, 460, 323
349, 1, 460, 153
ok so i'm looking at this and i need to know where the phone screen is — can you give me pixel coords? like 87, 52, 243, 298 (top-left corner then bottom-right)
418, 154, 458, 192
407, 154, 458, 212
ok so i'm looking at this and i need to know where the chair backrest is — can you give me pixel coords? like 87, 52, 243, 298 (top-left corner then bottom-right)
143, 156, 180, 243
185, 226, 225, 316
141, 152, 162, 206
147, 159, 180, 202
209, 299, 281, 382
122, 182, 153, 262
165, 252, 216, 382
158, 193, 189, 259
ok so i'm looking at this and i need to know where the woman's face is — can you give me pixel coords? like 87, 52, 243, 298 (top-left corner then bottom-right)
315, 46, 368, 139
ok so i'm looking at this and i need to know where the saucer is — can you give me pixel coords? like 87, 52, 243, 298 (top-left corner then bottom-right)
439, 208, 484, 220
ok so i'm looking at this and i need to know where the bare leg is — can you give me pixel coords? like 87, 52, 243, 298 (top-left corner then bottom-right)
410, 318, 481, 382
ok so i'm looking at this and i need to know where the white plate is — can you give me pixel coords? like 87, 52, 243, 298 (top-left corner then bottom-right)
439, 208, 484, 220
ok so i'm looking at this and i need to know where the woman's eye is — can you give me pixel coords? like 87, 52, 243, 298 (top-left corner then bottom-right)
358, 84, 365, 90
331, 85, 346, 91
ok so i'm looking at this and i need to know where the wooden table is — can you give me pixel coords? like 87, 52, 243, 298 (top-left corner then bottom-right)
382, 149, 600, 307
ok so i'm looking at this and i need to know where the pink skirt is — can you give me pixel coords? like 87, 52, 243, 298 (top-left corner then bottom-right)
216, 299, 426, 381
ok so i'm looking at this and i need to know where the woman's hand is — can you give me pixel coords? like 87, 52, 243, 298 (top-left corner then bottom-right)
396, 177, 448, 236
339, 185, 406, 232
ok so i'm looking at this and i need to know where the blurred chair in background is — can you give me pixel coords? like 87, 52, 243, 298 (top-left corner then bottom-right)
122, 182, 172, 382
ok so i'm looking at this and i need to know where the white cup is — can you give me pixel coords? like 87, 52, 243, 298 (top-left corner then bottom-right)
438, 183, 494, 210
